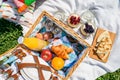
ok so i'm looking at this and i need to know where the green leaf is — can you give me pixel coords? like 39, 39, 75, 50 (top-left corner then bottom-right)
96, 68, 120, 80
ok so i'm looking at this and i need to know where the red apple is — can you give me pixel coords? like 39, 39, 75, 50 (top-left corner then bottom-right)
41, 49, 52, 61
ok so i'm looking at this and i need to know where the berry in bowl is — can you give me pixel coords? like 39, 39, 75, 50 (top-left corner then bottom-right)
67, 14, 80, 28
80, 22, 95, 37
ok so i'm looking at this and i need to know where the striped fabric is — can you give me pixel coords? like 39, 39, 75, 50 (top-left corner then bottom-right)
0, 0, 35, 27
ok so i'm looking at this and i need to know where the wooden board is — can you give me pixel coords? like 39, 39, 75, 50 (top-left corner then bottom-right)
89, 28, 116, 63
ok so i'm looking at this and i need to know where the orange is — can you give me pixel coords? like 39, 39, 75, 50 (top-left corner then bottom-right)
51, 57, 64, 70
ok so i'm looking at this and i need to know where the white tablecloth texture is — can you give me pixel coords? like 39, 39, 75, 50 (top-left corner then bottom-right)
32, 0, 120, 80
1, 0, 120, 80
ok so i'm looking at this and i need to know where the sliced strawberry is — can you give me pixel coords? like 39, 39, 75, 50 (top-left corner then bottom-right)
69, 15, 80, 25
74, 22, 77, 25
77, 17, 80, 22
70, 20, 73, 24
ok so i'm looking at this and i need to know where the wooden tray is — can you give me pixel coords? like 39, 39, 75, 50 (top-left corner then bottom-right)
89, 28, 116, 63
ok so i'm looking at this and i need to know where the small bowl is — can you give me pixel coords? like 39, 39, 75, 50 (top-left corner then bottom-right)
80, 22, 95, 37
67, 14, 81, 28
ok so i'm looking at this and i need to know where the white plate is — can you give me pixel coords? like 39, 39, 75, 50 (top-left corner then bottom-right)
21, 70, 32, 80
20, 55, 51, 80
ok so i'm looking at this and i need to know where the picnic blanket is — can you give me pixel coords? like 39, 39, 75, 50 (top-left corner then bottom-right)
33, 0, 120, 80
1, 0, 120, 80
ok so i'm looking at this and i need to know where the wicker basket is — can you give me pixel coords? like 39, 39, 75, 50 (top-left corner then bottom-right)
24, 11, 90, 80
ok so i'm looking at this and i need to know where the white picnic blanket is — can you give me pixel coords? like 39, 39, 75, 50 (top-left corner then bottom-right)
1, 0, 120, 80
32, 0, 120, 80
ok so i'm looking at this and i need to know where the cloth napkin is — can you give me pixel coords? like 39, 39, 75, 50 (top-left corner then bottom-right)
0, 0, 35, 27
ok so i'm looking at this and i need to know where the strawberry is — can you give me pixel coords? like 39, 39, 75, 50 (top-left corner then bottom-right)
69, 15, 80, 25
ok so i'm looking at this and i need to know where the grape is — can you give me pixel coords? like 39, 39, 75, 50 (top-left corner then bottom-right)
84, 23, 94, 33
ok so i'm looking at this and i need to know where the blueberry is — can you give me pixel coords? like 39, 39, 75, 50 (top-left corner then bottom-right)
84, 22, 94, 33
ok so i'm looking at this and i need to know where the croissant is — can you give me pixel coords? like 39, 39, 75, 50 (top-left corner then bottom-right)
51, 44, 73, 59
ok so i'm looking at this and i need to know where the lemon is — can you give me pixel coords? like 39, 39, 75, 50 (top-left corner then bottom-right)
23, 37, 48, 51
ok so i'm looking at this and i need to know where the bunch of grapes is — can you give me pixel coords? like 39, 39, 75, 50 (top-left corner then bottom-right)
84, 23, 94, 33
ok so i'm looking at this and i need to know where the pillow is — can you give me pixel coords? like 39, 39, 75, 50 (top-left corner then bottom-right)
0, 0, 35, 27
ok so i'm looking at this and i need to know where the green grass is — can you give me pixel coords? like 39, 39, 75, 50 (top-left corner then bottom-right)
96, 68, 120, 80
0, 18, 23, 54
